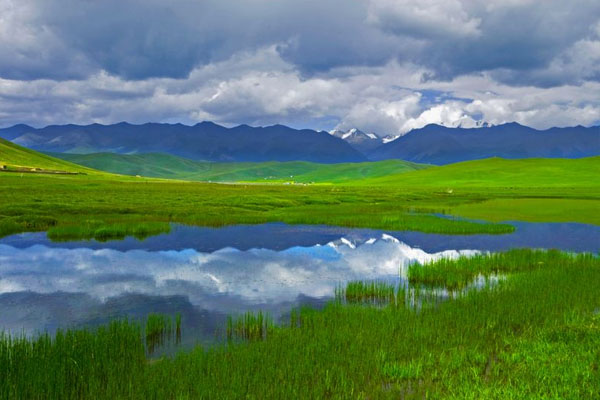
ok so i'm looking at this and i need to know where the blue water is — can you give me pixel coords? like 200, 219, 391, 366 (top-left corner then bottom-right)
0, 221, 597, 346
2, 221, 599, 253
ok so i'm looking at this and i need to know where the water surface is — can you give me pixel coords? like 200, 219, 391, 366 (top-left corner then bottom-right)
0, 221, 598, 347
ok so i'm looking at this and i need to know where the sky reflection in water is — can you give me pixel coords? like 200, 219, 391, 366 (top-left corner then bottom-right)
0, 222, 598, 345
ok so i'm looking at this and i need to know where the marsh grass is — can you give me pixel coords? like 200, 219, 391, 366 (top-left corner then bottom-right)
47, 221, 171, 242
336, 281, 404, 306
0, 320, 145, 399
408, 248, 594, 289
226, 311, 275, 341
145, 313, 181, 355
1, 250, 599, 398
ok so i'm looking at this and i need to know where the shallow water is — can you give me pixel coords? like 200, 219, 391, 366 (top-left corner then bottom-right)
0, 221, 598, 347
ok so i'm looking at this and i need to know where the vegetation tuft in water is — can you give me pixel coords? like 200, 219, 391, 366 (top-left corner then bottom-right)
408, 248, 595, 289
145, 313, 182, 354
226, 311, 275, 341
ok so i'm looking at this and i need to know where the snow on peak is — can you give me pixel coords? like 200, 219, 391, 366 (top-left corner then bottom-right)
340, 237, 356, 249
333, 128, 380, 141
381, 234, 400, 243
382, 135, 400, 143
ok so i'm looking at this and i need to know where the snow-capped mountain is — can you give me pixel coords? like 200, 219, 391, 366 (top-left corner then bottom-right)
328, 128, 382, 154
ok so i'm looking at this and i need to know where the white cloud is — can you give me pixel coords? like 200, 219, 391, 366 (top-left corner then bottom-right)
0, 47, 599, 134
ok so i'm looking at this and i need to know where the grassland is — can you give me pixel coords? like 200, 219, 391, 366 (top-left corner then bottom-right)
0, 138, 96, 174
2, 139, 600, 398
51, 151, 430, 183
1, 140, 599, 240
2, 250, 599, 398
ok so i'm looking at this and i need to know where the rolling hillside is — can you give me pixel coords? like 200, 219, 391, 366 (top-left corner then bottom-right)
51, 152, 429, 183
0, 138, 95, 174
363, 156, 600, 188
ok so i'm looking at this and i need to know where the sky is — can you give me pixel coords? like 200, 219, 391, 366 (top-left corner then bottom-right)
0, 0, 599, 136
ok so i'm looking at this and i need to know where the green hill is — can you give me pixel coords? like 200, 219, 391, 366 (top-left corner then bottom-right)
0, 138, 96, 174
50, 152, 430, 183
363, 156, 600, 188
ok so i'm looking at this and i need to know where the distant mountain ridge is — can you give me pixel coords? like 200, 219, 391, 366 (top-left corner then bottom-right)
329, 128, 382, 153
368, 123, 600, 164
0, 122, 366, 163
0, 121, 598, 164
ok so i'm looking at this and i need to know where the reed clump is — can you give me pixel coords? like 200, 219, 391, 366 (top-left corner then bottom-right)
336, 281, 406, 306
47, 221, 171, 242
408, 248, 594, 289
145, 313, 181, 354
226, 311, 274, 341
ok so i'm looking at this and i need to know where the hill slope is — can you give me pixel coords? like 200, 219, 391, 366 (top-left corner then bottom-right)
369, 123, 600, 164
363, 156, 600, 188
0, 122, 366, 163
51, 152, 429, 183
0, 138, 95, 174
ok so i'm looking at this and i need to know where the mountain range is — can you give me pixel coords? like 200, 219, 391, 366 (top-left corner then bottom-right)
0, 122, 365, 163
369, 123, 600, 164
0, 122, 598, 164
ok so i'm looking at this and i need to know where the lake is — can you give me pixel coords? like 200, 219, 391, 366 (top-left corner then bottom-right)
0, 221, 598, 348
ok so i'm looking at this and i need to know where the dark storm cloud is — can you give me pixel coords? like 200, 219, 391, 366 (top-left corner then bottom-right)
3, 0, 594, 84
17, 0, 407, 80
0, 0, 598, 132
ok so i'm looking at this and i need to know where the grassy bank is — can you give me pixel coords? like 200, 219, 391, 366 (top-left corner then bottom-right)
1, 250, 599, 398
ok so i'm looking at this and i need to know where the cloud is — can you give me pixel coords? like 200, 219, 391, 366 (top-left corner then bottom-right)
367, 0, 481, 39
1, 48, 599, 134
0, 1, 599, 131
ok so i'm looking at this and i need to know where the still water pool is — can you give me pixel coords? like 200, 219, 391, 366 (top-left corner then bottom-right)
0, 222, 598, 347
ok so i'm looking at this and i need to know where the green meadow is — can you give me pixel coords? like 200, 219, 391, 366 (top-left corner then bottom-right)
1, 139, 599, 240
50, 151, 430, 183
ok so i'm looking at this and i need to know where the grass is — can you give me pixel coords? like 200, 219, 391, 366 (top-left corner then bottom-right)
1, 140, 599, 240
50, 152, 430, 183
408, 248, 596, 289
1, 250, 599, 398
145, 313, 181, 354
450, 198, 600, 225
47, 221, 171, 242
336, 281, 401, 305
0, 138, 96, 174
226, 311, 275, 341
363, 156, 600, 188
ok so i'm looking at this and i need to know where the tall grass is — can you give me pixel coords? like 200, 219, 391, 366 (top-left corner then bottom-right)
1, 250, 599, 398
408, 248, 594, 289
0, 320, 145, 399
145, 313, 181, 354
226, 311, 274, 341
336, 280, 404, 306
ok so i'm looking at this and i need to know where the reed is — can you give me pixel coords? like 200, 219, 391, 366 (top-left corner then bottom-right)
335, 280, 403, 306
408, 248, 594, 289
1, 250, 599, 398
145, 313, 182, 354
226, 311, 275, 341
